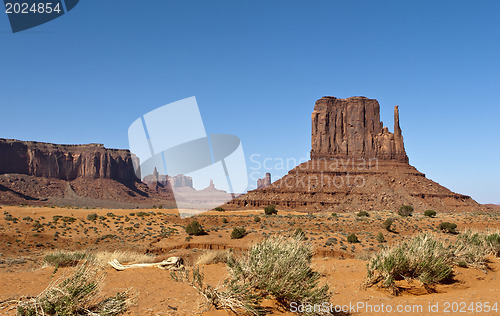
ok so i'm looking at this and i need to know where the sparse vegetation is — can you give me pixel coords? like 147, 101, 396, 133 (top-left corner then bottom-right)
86, 213, 98, 221
17, 261, 132, 316
185, 221, 206, 236
383, 218, 394, 232
226, 236, 330, 313
347, 233, 359, 243
357, 210, 369, 217
367, 233, 453, 293
398, 205, 414, 217
195, 250, 231, 266
424, 210, 437, 217
452, 231, 500, 269
222, 217, 229, 224
376, 232, 386, 243
172, 236, 330, 315
230, 227, 247, 239
214, 207, 225, 212
44, 251, 90, 268
264, 204, 277, 215
253, 216, 261, 223
293, 227, 306, 240
439, 222, 458, 234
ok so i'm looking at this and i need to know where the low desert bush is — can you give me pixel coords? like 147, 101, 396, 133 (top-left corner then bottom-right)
230, 227, 247, 239
398, 205, 414, 217
424, 210, 437, 217
253, 216, 261, 223
17, 261, 131, 316
172, 237, 330, 315
439, 222, 458, 234
214, 207, 225, 212
347, 233, 359, 243
293, 227, 306, 240
185, 221, 206, 236
226, 236, 330, 312
452, 231, 500, 269
383, 218, 394, 232
264, 204, 277, 215
357, 211, 369, 217
376, 232, 386, 243
86, 213, 98, 221
222, 218, 229, 224
366, 233, 453, 293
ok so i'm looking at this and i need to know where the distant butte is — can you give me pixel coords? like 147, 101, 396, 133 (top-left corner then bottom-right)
228, 96, 482, 212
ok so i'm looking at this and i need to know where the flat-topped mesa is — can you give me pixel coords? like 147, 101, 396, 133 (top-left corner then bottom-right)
0, 138, 138, 184
310, 96, 408, 162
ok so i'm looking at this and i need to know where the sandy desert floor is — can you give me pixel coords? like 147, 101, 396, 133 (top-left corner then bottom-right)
0, 205, 499, 315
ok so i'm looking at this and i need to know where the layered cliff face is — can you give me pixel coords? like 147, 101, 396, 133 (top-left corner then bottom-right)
0, 139, 138, 184
0, 139, 175, 207
228, 96, 482, 212
311, 96, 408, 162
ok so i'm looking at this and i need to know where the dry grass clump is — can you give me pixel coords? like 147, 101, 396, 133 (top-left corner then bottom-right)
226, 236, 330, 314
366, 233, 453, 293
17, 261, 132, 316
452, 230, 500, 270
172, 236, 330, 315
44, 251, 91, 268
195, 250, 231, 266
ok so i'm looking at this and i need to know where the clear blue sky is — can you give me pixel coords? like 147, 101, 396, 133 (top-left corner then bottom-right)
0, 1, 498, 204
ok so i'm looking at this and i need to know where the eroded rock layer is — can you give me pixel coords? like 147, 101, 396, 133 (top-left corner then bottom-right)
0, 139, 174, 207
311, 96, 408, 162
229, 96, 482, 212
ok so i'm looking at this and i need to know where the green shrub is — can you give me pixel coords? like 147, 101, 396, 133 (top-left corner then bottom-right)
439, 222, 458, 234
366, 233, 453, 293
230, 227, 247, 239
214, 207, 225, 212
424, 210, 437, 217
185, 221, 205, 236
61, 216, 76, 223
264, 204, 277, 215
52, 215, 62, 222
398, 205, 414, 217
136, 212, 150, 217
331, 212, 338, 217
253, 216, 261, 223
87, 213, 98, 221
357, 211, 369, 217
293, 227, 306, 240
226, 236, 330, 311
383, 218, 394, 232
106, 212, 116, 217
347, 233, 359, 243
222, 217, 229, 224
376, 232, 386, 243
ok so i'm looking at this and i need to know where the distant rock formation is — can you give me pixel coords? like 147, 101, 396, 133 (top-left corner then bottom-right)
0, 139, 174, 207
0, 139, 138, 184
311, 97, 408, 162
228, 96, 482, 212
142, 168, 193, 190
257, 173, 271, 189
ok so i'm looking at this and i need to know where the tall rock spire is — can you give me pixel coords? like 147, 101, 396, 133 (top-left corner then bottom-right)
393, 105, 406, 161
